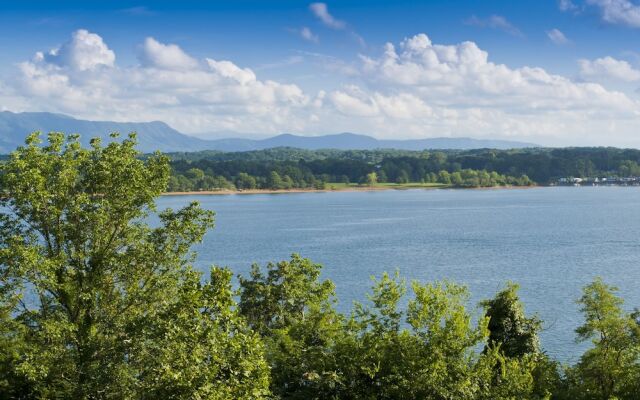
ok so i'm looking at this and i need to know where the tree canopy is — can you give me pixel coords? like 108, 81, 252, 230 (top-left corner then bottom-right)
0, 133, 269, 399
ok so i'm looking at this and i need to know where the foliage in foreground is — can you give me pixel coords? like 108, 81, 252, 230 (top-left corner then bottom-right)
1, 133, 640, 399
0, 133, 269, 399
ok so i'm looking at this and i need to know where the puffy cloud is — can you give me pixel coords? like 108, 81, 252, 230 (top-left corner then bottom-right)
138, 37, 198, 70
11, 30, 310, 134
340, 33, 640, 144
547, 28, 570, 45
309, 3, 345, 30
40, 29, 115, 71
6, 29, 640, 146
358, 34, 635, 112
579, 56, 640, 81
585, 0, 640, 27
206, 59, 256, 84
329, 86, 433, 119
464, 15, 523, 37
330, 89, 378, 117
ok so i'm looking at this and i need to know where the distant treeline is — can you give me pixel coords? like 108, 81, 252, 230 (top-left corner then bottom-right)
166, 146, 640, 191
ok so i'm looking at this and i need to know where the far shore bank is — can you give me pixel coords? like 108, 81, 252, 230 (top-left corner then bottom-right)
162, 184, 539, 196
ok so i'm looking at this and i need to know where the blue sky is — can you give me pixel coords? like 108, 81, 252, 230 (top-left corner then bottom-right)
2, 0, 640, 146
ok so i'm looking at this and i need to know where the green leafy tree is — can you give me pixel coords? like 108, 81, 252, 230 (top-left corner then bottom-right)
438, 170, 451, 185
282, 174, 295, 190
377, 170, 388, 183
268, 171, 284, 189
618, 160, 640, 176
236, 172, 257, 190
480, 283, 560, 399
185, 167, 206, 181
238, 255, 343, 398
451, 171, 463, 186
482, 283, 541, 357
365, 172, 378, 186
332, 273, 490, 399
314, 179, 327, 190
0, 132, 269, 399
396, 170, 410, 184
565, 278, 640, 400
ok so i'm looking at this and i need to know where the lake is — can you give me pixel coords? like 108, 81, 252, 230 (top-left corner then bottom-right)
157, 186, 640, 363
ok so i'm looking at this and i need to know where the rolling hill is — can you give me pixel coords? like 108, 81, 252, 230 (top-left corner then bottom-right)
0, 111, 538, 153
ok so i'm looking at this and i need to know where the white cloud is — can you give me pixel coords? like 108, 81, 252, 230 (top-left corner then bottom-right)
206, 59, 256, 85
308, 3, 364, 47
358, 34, 635, 112
464, 15, 523, 37
138, 37, 198, 70
309, 3, 345, 30
41, 29, 115, 71
585, 0, 640, 27
547, 28, 570, 45
299, 27, 319, 43
330, 89, 378, 117
347, 34, 640, 144
11, 30, 310, 134
6, 29, 640, 146
579, 56, 640, 81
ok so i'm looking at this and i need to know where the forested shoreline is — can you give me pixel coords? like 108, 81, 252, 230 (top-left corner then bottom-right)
6, 140, 640, 192
166, 146, 640, 192
1, 134, 640, 399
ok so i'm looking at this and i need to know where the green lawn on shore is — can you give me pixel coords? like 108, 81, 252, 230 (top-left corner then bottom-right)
326, 182, 448, 190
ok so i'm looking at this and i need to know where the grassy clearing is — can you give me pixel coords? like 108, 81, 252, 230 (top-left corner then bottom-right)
326, 182, 448, 190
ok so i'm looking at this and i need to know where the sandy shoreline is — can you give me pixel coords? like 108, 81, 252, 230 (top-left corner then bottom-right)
162, 186, 395, 196
161, 185, 537, 196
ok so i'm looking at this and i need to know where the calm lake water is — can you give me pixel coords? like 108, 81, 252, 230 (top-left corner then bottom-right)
157, 187, 640, 363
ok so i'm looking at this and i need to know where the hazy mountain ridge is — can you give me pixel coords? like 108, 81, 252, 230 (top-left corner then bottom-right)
0, 111, 212, 153
0, 111, 538, 153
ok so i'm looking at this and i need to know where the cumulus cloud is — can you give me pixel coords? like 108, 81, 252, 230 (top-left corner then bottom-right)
358, 34, 634, 110
464, 15, 523, 37
348, 34, 640, 144
579, 56, 640, 81
38, 29, 115, 71
6, 29, 640, 146
547, 28, 570, 45
12, 29, 310, 134
309, 3, 345, 30
329, 87, 433, 119
138, 37, 198, 70
584, 0, 640, 27
206, 59, 256, 84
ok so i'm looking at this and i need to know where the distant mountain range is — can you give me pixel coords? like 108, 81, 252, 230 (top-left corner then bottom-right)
0, 111, 212, 153
0, 111, 539, 153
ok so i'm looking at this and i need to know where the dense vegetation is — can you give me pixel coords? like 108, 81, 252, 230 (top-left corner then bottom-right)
167, 149, 533, 191
1, 134, 640, 399
166, 146, 640, 191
